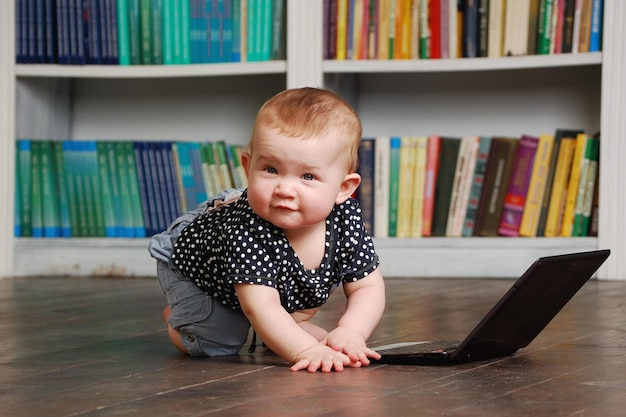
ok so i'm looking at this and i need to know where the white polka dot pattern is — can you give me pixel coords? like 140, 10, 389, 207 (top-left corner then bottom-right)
171, 191, 379, 313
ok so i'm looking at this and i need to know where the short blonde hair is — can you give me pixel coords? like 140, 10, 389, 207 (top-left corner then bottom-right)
250, 87, 362, 172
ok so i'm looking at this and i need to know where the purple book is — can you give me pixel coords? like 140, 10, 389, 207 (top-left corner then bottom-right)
498, 135, 539, 236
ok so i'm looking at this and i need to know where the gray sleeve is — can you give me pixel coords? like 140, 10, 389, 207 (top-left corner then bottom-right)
148, 188, 244, 263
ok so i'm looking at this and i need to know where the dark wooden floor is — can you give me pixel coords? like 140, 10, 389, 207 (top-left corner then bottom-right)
1, 274, 625, 417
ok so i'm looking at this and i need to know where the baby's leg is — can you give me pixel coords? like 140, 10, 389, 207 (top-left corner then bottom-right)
162, 305, 188, 354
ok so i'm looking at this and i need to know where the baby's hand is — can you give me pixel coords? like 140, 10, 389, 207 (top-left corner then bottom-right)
324, 326, 381, 367
290, 343, 351, 373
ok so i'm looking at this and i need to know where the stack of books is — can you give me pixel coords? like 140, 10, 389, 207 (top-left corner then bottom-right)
356, 130, 600, 238
324, 0, 604, 60
15, 0, 286, 65
14, 139, 248, 238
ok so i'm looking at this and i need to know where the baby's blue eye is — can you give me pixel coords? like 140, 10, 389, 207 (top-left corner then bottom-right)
302, 173, 315, 181
265, 167, 278, 174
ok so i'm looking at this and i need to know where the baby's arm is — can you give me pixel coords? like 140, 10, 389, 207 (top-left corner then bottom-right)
234, 283, 351, 372
324, 269, 385, 365
291, 308, 328, 341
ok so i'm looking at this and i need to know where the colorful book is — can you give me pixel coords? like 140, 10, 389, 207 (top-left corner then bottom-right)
462, 136, 492, 237
573, 135, 599, 236
396, 137, 417, 238
431, 137, 461, 236
519, 133, 555, 237
356, 137, 376, 234
446, 136, 479, 237
374, 136, 391, 238
535, 128, 583, 236
560, 133, 588, 236
422, 135, 441, 237
387, 137, 402, 237
473, 137, 519, 237
544, 137, 576, 237
498, 134, 539, 237
409, 136, 428, 237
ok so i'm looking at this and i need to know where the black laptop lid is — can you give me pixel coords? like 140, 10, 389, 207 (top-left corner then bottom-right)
449, 249, 610, 363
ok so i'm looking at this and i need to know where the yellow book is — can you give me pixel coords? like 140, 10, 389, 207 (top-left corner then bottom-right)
352, 0, 364, 59
409, 136, 428, 237
560, 133, 588, 237
519, 133, 555, 237
377, 0, 390, 59
396, 136, 416, 237
336, 0, 349, 60
544, 138, 576, 237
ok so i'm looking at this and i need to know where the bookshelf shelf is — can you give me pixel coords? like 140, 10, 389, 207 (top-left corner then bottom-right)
14, 236, 597, 279
16, 61, 287, 79
1, 1, 625, 280
323, 53, 602, 73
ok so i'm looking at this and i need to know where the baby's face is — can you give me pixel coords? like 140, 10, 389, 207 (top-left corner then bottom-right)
243, 127, 350, 233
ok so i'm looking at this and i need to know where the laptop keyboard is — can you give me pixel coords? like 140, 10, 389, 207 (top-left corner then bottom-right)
378, 340, 461, 355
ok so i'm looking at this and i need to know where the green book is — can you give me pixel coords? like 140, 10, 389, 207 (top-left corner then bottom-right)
115, 141, 135, 237
117, 0, 132, 65
259, 0, 273, 61
247, 0, 258, 61
128, 0, 142, 64
17, 140, 32, 237
536, 0, 554, 54
139, 0, 153, 64
387, 137, 402, 237
30, 141, 44, 237
151, 0, 164, 64
96, 142, 116, 237
122, 141, 146, 237
14, 143, 21, 237
200, 142, 219, 197
51, 141, 72, 237
62, 141, 80, 236
162, 0, 174, 64
40, 140, 61, 237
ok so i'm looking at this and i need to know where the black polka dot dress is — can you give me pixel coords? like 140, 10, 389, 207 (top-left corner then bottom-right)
171, 190, 379, 313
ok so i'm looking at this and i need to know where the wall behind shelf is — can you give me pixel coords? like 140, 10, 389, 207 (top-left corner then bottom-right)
351, 65, 602, 138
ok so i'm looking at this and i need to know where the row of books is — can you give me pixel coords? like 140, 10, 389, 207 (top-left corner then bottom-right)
15, 0, 286, 65
323, 0, 604, 60
14, 139, 248, 238
356, 130, 600, 238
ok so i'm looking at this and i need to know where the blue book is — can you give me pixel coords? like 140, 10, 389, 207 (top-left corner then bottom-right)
56, 0, 70, 64
87, 0, 103, 64
133, 142, 155, 236
161, 142, 183, 219
146, 142, 168, 234
356, 137, 376, 235
106, 0, 120, 64
589, 0, 604, 52
231, 0, 241, 61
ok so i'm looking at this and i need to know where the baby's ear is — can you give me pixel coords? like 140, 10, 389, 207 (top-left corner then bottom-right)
336, 173, 361, 204
240, 151, 251, 177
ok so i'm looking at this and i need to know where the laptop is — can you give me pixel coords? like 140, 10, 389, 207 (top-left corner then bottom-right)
373, 249, 610, 366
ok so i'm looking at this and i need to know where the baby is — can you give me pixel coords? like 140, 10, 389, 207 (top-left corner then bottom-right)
149, 87, 385, 372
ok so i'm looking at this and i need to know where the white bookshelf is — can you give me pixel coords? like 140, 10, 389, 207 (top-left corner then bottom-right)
1, 1, 625, 279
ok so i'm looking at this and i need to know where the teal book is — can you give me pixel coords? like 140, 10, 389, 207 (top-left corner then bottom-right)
222, 0, 234, 62
180, 0, 191, 63
14, 143, 21, 237
162, 0, 175, 64
40, 140, 61, 237
259, 0, 273, 60
75, 141, 97, 237
173, 142, 196, 212
122, 141, 146, 237
189, 142, 208, 206
171, 0, 182, 64
151, 0, 164, 64
114, 141, 135, 237
387, 137, 402, 237
97, 141, 118, 237
105, 142, 124, 237
117, 0, 132, 65
231, 0, 241, 61
127, 0, 142, 64
139, 0, 153, 64
462, 136, 492, 237
62, 141, 80, 237
30, 141, 44, 238
52, 141, 72, 237
271, 0, 285, 59
17, 140, 32, 237
247, 0, 258, 61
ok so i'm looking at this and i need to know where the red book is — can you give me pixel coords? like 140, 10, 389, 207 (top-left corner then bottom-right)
429, 0, 442, 58
498, 134, 539, 236
422, 135, 441, 236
